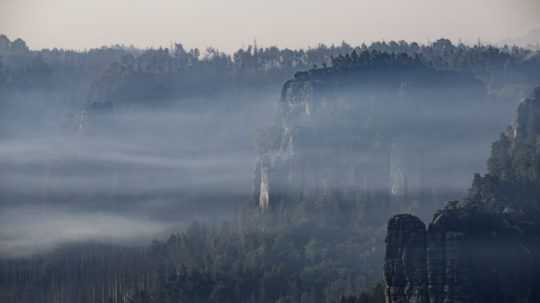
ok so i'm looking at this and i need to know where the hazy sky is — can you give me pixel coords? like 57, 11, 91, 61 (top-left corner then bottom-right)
1, 0, 540, 52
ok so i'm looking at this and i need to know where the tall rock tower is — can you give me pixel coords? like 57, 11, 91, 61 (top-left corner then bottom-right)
254, 54, 492, 221
384, 86, 540, 303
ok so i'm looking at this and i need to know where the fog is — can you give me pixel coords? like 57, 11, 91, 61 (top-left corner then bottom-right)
0, 206, 171, 257
0, 77, 522, 256
0, 93, 278, 256
1, 36, 536, 259
0, 73, 523, 257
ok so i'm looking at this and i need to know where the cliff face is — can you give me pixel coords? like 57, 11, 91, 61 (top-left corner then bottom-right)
254, 61, 503, 222
255, 76, 393, 215
384, 214, 428, 303
385, 87, 540, 303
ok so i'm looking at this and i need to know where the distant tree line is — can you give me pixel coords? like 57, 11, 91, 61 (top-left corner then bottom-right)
1, 34, 539, 108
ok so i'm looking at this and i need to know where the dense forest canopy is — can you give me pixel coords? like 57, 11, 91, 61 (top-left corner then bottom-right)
1, 34, 539, 139
1, 34, 540, 105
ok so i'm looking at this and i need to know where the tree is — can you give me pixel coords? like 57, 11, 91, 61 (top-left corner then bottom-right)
11, 38, 29, 53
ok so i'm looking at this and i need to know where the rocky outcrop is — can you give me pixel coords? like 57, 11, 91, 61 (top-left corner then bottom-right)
384, 214, 428, 303
254, 54, 503, 222
255, 74, 394, 213
385, 87, 540, 303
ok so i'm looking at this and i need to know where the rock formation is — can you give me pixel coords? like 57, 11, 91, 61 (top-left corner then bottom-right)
254, 55, 504, 223
384, 214, 428, 303
385, 87, 540, 303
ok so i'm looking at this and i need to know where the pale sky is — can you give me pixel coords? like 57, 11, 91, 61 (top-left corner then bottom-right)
1, 0, 539, 52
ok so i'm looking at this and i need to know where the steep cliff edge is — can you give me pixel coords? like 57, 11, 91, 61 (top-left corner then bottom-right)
385, 87, 540, 303
254, 53, 508, 224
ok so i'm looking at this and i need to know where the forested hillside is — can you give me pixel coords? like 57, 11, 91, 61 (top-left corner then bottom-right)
2, 35, 540, 109
1, 35, 540, 303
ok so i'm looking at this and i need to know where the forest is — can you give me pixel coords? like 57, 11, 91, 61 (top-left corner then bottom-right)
1, 35, 540, 109
1, 34, 540, 303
